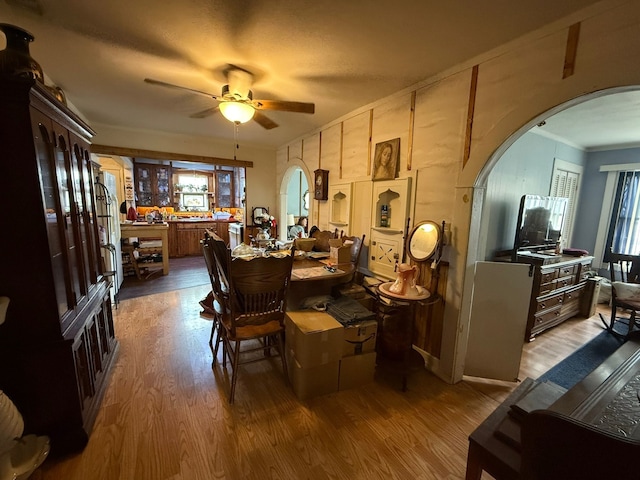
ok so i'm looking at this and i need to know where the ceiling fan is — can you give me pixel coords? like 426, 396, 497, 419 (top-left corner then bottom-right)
144, 66, 315, 130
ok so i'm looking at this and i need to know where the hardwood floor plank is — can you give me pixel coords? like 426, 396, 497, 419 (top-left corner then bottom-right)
31, 284, 609, 480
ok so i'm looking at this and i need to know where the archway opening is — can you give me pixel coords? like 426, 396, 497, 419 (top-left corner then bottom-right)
457, 87, 640, 382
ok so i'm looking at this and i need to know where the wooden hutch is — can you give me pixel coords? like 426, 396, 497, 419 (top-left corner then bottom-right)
0, 76, 118, 454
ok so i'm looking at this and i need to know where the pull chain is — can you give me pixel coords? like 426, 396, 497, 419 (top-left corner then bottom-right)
233, 122, 240, 161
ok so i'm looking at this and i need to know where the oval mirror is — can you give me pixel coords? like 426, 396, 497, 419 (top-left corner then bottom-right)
406, 221, 441, 262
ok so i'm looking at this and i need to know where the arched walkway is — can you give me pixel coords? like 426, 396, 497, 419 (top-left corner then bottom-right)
451, 86, 640, 382
278, 160, 313, 241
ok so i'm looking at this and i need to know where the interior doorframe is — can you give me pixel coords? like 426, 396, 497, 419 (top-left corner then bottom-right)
279, 159, 313, 241
455, 86, 640, 383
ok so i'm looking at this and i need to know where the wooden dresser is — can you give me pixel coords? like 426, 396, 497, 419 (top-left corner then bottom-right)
0, 77, 118, 454
517, 254, 594, 341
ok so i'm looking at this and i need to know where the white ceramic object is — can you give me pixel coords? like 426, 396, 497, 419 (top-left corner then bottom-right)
0, 391, 23, 458
8, 434, 50, 480
388, 263, 418, 296
379, 282, 431, 301
0, 391, 50, 480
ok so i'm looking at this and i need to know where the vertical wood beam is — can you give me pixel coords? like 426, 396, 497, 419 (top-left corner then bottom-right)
367, 109, 374, 176
339, 123, 344, 179
407, 91, 416, 171
563, 22, 581, 79
463, 65, 479, 169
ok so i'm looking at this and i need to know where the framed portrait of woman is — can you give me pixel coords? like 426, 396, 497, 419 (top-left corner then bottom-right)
372, 138, 400, 181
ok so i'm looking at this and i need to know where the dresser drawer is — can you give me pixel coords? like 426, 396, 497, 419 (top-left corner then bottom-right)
557, 264, 578, 277
553, 275, 575, 290
539, 281, 556, 296
534, 305, 562, 328
539, 269, 558, 284
560, 283, 586, 315
536, 291, 564, 313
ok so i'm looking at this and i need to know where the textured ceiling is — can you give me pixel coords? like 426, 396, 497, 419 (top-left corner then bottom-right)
2, 0, 634, 151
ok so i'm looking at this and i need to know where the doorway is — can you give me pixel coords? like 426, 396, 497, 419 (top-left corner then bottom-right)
460, 87, 640, 382
279, 160, 312, 241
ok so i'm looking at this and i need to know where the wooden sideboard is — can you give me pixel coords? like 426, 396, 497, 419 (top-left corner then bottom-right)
517, 254, 594, 341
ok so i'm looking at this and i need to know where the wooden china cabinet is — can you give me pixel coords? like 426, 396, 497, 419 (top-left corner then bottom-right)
0, 76, 118, 454
134, 161, 172, 207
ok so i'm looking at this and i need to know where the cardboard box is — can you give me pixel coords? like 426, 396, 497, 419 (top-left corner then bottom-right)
329, 238, 351, 264
339, 352, 377, 391
343, 320, 378, 356
285, 310, 344, 368
357, 295, 375, 311
287, 350, 340, 400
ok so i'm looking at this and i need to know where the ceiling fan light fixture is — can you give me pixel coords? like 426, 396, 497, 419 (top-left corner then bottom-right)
219, 101, 255, 124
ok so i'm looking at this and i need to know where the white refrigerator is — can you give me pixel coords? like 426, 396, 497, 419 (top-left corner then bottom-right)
96, 171, 123, 304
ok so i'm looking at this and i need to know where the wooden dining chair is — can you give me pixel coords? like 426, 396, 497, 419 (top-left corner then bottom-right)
602, 249, 640, 337
309, 226, 339, 252
341, 234, 365, 266
218, 247, 295, 403
201, 231, 231, 367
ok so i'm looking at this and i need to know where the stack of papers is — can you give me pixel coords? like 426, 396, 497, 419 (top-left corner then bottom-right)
291, 266, 344, 280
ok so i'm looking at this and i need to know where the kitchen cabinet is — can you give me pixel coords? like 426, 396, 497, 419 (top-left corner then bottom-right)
134, 162, 172, 207
0, 77, 118, 454
215, 171, 234, 208
167, 221, 232, 257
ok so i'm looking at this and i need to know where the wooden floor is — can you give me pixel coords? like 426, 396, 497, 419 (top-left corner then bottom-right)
31, 285, 608, 480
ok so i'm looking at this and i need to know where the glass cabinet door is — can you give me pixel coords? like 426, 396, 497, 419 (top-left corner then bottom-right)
216, 171, 233, 207
136, 165, 153, 206
31, 110, 72, 319
155, 166, 171, 207
135, 164, 172, 206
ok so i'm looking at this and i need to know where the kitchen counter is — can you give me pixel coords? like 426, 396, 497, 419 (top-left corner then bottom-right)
167, 218, 240, 223
166, 219, 240, 257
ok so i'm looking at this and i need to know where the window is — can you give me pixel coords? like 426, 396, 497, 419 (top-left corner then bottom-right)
605, 171, 640, 256
176, 173, 209, 211
550, 159, 582, 247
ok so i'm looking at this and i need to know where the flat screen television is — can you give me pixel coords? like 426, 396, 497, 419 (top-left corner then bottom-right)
512, 194, 568, 260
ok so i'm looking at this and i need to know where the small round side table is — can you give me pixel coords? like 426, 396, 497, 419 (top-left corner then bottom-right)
375, 283, 442, 391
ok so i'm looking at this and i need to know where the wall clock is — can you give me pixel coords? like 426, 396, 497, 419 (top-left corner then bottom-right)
314, 169, 329, 200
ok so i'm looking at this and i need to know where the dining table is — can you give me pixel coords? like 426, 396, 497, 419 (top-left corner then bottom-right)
232, 248, 356, 309
287, 252, 356, 309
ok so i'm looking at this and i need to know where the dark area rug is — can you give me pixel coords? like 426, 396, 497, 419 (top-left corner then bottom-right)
117, 256, 209, 301
537, 329, 626, 389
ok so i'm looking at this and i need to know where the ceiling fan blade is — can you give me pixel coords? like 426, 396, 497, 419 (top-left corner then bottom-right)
253, 111, 279, 130
252, 99, 315, 114
144, 78, 220, 100
189, 106, 219, 119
